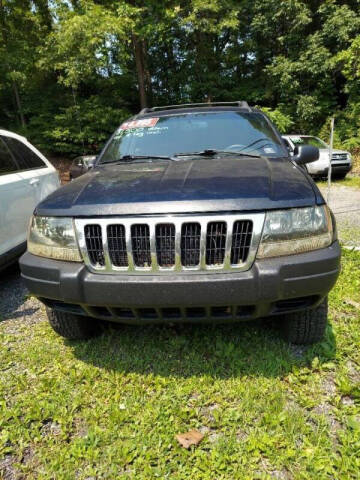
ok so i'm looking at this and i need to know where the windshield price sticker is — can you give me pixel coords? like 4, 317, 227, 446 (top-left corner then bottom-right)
264, 147, 275, 154
120, 118, 159, 130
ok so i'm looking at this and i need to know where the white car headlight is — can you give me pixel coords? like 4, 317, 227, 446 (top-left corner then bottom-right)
28, 216, 82, 262
257, 205, 333, 259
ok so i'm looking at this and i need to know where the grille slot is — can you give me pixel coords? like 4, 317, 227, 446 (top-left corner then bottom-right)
181, 223, 201, 266
131, 224, 151, 267
332, 153, 347, 161
156, 223, 175, 267
206, 221, 227, 265
85, 224, 105, 266
107, 224, 128, 267
231, 220, 253, 264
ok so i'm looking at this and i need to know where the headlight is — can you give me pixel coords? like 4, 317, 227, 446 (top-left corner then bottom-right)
347, 153, 352, 162
28, 216, 82, 262
257, 205, 333, 259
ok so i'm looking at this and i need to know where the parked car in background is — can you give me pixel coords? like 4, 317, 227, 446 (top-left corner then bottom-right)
0, 129, 60, 270
282, 135, 352, 179
21, 102, 340, 345
69, 155, 97, 180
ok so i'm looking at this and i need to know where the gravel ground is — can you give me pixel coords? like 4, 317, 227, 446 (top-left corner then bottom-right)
319, 184, 360, 247
0, 183, 359, 326
319, 184, 360, 228
0, 264, 43, 333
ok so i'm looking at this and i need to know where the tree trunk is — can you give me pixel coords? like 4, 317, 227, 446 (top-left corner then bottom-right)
0, 0, 26, 127
142, 39, 152, 105
33, 0, 52, 30
132, 34, 147, 109
12, 81, 26, 127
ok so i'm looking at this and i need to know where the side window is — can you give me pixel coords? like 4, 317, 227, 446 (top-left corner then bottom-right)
283, 138, 290, 149
3, 137, 46, 170
0, 137, 18, 175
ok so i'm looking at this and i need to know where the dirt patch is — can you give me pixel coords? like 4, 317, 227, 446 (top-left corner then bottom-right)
0, 455, 18, 480
41, 420, 62, 438
47, 156, 72, 184
346, 360, 360, 384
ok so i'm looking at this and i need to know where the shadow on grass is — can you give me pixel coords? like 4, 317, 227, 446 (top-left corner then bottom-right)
68, 318, 337, 379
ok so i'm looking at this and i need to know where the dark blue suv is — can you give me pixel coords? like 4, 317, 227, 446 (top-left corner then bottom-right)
20, 102, 340, 344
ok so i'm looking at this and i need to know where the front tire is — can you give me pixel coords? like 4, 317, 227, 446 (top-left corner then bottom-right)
46, 307, 102, 340
280, 297, 328, 345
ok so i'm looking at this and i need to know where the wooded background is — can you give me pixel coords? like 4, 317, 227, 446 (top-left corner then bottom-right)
1, 0, 360, 156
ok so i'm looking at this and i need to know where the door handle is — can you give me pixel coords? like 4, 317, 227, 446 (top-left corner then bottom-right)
29, 178, 40, 186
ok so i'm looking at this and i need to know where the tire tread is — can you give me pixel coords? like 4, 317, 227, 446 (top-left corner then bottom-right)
46, 308, 101, 340
281, 298, 328, 345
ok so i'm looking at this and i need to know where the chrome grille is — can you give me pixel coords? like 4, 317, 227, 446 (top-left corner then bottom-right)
332, 153, 348, 162
75, 213, 265, 275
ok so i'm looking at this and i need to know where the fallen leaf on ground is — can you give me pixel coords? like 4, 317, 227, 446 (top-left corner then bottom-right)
175, 430, 204, 448
345, 299, 360, 309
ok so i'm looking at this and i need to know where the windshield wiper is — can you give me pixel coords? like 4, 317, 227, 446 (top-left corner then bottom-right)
237, 138, 271, 152
174, 149, 261, 158
103, 154, 176, 164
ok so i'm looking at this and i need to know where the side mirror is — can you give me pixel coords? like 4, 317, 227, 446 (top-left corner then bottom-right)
293, 145, 319, 165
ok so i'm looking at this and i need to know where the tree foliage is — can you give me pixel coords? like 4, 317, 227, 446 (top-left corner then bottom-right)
0, 0, 359, 155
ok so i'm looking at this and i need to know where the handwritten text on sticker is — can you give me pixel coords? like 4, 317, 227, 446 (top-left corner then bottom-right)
120, 118, 159, 130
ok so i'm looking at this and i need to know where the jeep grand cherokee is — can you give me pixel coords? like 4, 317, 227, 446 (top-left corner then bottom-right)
20, 102, 341, 344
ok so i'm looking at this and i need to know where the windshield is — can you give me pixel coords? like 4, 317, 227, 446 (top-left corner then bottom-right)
290, 136, 328, 149
99, 112, 287, 163
83, 156, 96, 165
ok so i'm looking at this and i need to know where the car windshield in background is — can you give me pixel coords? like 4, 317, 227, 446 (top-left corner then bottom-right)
99, 112, 287, 163
291, 136, 328, 149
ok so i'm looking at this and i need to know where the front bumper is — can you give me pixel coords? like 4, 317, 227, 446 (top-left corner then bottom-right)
20, 242, 341, 324
309, 163, 352, 176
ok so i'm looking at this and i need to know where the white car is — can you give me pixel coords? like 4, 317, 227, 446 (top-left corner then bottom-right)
0, 130, 60, 270
282, 135, 352, 179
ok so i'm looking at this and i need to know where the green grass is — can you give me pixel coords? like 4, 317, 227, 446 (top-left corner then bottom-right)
316, 176, 360, 189
1, 250, 360, 479
337, 226, 360, 247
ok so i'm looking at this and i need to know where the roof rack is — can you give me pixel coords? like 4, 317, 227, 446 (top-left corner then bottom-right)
139, 101, 251, 114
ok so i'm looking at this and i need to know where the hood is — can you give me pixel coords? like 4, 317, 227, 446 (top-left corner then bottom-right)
36, 156, 323, 217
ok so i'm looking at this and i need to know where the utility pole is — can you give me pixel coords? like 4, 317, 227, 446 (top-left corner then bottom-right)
327, 118, 334, 204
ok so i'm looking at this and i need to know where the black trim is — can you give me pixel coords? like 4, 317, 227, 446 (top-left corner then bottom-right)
13, 165, 47, 174
0, 242, 26, 271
